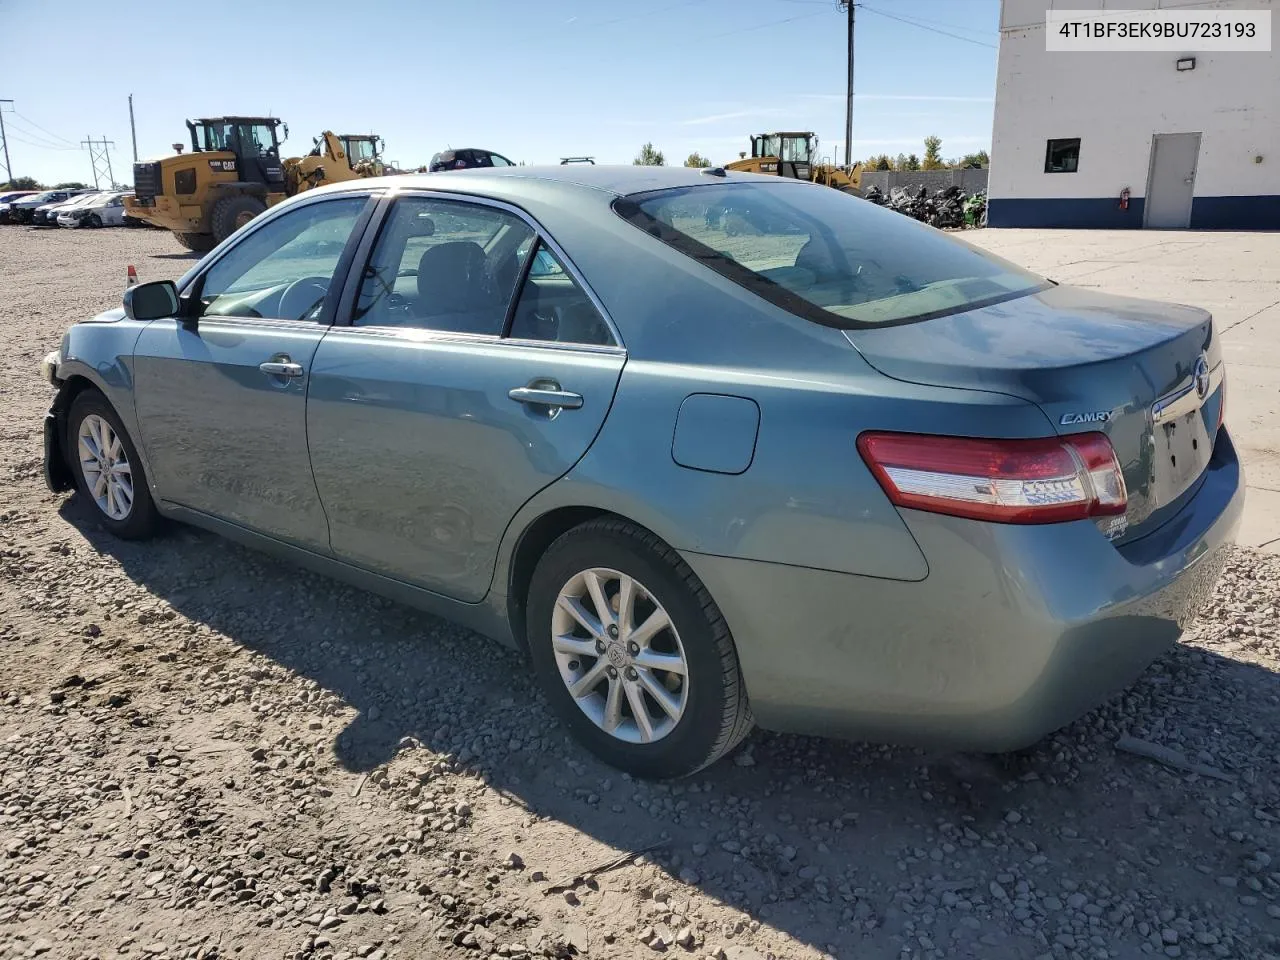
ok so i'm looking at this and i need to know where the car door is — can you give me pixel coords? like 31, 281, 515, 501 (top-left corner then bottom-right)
306, 192, 625, 602
132, 192, 376, 549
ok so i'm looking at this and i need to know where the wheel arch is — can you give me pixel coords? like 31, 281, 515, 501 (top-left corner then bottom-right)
504, 505, 682, 656
51, 365, 156, 495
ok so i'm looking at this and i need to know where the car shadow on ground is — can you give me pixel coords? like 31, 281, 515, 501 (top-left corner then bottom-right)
60, 497, 1280, 959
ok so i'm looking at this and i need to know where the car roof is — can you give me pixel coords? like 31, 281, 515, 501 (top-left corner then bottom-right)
331, 164, 747, 200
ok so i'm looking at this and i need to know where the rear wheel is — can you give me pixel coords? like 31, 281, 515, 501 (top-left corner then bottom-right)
174, 231, 216, 252
527, 518, 753, 779
210, 195, 267, 243
67, 390, 159, 540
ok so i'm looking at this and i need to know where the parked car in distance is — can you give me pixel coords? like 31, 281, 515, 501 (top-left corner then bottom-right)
0, 191, 37, 223
34, 191, 99, 226
10, 189, 78, 224
428, 148, 515, 172
39, 167, 1242, 779
58, 191, 130, 228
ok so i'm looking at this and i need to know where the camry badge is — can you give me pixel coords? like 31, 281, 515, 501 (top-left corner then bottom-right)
1060, 410, 1113, 425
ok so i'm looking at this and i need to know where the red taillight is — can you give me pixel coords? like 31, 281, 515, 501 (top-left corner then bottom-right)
857, 431, 1128, 524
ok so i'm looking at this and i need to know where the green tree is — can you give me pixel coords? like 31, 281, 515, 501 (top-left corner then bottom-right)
863, 154, 893, 171
54, 181, 89, 189
958, 150, 990, 169
634, 142, 665, 166
922, 136, 944, 170
684, 151, 711, 168
899, 153, 921, 172
2, 176, 41, 190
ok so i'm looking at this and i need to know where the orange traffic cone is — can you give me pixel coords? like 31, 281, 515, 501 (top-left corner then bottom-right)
126, 265, 138, 288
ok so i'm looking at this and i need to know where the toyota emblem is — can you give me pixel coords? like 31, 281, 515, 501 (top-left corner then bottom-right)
1194, 354, 1211, 400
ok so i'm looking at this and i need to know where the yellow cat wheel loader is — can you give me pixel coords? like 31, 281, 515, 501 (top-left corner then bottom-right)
724, 132, 862, 193
124, 118, 385, 252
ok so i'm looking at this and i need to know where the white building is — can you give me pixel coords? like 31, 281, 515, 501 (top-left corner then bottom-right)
989, 0, 1278, 228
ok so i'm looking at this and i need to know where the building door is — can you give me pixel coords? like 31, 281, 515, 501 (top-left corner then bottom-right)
1145, 133, 1200, 229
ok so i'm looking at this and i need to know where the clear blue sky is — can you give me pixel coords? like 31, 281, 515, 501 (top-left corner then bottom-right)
0, 0, 999, 185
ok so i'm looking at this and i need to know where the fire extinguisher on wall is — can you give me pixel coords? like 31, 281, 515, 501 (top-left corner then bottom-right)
1119, 187, 1131, 210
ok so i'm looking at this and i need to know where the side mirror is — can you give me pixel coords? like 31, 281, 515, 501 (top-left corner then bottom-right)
123, 280, 180, 322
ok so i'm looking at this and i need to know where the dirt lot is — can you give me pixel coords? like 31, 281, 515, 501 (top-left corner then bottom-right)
2, 226, 1280, 960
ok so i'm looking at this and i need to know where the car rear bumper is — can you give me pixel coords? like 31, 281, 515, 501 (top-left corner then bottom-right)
681, 428, 1244, 751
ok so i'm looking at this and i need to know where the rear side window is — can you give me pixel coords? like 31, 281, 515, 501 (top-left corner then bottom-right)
614, 182, 1049, 328
508, 242, 615, 346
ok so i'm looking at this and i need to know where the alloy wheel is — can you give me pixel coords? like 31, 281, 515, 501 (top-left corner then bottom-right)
551, 567, 689, 744
77, 414, 134, 521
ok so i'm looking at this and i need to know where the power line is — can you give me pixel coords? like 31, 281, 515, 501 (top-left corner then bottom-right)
586, 0, 713, 28
7, 130, 79, 151
859, 5, 997, 48
13, 111, 79, 147
6, 114, 81, 151
694, 8, 827, 42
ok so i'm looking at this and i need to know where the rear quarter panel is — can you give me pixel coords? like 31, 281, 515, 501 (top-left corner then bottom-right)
487, 181, 1059, 586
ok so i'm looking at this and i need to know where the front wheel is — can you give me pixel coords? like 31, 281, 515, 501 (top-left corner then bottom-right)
86, 214, 102, 228
210, 195, 267, 243
67, 390, 159, 540
527, 518, 753, 779
174, 232, 216, 252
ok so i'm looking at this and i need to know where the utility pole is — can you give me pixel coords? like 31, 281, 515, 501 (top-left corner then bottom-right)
81, 135, 116, 188
0, 100, 13, 187
128, 94, 138, 162
838, 1, 856, 168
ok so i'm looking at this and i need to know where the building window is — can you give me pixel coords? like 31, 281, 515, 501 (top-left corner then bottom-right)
1045, 138, 1080, 173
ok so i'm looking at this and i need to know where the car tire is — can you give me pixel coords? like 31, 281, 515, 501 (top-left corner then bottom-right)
210, 195, 267, 243
526, 517, 753, 779
67, 390, 159, 540
86, 214, 102, 228
174, 232, 216, 252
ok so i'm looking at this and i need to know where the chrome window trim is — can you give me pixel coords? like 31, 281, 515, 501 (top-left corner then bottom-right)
384, 187, 626, 351
323, 322, 626, 357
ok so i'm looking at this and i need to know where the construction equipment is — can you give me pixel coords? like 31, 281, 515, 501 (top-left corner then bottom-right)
283, 131, 385, 194
724, 132, 861, 193
124, 118, 385, 252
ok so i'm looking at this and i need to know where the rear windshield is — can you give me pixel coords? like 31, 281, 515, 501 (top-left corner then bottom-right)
613, 181, 1050, 328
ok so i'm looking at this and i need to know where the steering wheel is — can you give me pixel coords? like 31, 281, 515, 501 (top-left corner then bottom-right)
278, 276, 331, 322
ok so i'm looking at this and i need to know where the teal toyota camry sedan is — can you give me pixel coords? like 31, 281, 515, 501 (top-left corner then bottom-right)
40, 166, 1243, 778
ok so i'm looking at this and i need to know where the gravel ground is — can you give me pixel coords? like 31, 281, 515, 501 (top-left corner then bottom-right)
2, 226, 1280, 960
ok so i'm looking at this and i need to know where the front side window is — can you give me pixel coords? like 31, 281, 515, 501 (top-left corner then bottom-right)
616, 182, 1049, 328
352, 196, 534, 334
197, 196, 369, 322
1045, 138, 1080, 173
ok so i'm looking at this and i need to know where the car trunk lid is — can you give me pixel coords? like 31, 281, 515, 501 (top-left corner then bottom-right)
843, 285, 1224, 544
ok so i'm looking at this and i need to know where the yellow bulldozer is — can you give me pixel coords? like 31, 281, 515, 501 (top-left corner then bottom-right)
724, 132, 862, 193
124, 118, 386, 251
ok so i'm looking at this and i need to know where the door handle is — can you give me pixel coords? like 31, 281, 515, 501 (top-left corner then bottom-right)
508, 386, 584, 410
259, 360, 304, 378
